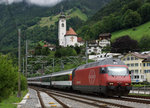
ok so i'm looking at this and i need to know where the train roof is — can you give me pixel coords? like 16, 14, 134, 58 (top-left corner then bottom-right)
27, 76, 42, 80
76, 58, 125, 70
51, 69, 73, 77
27, 69, 74, 80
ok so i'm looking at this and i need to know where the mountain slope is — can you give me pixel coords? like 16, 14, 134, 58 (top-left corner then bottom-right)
111, 21, 150, 41
29, 7, 88, 29
0, 0, 111, 53
77, 0, 150, 41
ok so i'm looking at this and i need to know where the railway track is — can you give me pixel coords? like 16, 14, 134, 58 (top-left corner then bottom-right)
33, 87, 70, 108
47, 88, 150, 105
36, 90, 46, 108
111, 96, 150, 104
127, 95, 150, 99
31, 86, 134, 108
30, 86, 150, 108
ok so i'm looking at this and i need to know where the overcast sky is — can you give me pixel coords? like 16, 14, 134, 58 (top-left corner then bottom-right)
0, 0, 64, 6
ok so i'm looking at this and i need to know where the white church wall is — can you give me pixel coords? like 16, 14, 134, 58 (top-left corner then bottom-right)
65, 36, 78, 47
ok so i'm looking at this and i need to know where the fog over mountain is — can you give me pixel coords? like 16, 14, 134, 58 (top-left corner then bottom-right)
0, 0, 64, 6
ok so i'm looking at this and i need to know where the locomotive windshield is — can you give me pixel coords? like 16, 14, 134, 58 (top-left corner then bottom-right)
107, 67, 128, 76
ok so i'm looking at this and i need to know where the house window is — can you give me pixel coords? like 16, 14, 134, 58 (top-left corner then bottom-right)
147, 63, 150, 66
131, 63, 134, 67
143, 63, 146, 67
134, 75, 139, 79
144, 70, 147, 73
131, 57, 134, 60
135, 63, 138, 67
127, 57, 130, 60
131, 70, 134, 74
135, 70, 138, 74
141, 75, 144, 79
135, 57, 138, 60
127, 64, 130, 67
62, 23, 64, 27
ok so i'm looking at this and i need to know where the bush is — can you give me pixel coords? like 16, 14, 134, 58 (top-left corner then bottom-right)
0, 54, 27, 102
14, 74, 28, 91
0, 55, 17, 102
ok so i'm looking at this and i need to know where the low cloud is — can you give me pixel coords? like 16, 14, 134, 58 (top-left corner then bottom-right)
0, 0, 64, 6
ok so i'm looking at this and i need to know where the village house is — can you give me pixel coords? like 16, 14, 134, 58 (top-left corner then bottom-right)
121, 52, 150, 83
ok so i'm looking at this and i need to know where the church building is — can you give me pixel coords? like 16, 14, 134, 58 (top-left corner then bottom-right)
58, 13, 84, 47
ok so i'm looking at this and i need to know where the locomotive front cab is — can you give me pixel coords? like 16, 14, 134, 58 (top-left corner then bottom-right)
100, 65, 132, 96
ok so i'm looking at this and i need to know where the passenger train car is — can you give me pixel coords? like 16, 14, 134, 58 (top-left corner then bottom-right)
28, 58, 132, 96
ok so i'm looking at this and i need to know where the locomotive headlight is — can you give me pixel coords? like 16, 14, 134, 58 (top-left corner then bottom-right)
125, 83, 130, 86
108, 82, 114, 86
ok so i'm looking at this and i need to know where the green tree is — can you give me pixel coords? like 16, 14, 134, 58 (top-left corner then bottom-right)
35, 44, 42, 55
55, 47, 77, 58
0, 55, 17, 101
138, 3, 150, 23
111, 35, 139, 53
101, 14, 122, 32
139, 35, 150, 51
74, 46, 81, 54
41, 47, 50, 56
122, 9, 141, 28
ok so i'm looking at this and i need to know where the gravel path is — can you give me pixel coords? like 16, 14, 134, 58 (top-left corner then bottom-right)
20, 88, 41, 108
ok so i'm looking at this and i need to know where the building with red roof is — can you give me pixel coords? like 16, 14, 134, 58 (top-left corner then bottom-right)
58, 14, 84, 47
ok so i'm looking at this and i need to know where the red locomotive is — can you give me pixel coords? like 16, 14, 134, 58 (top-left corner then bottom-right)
72, 59, 132, 96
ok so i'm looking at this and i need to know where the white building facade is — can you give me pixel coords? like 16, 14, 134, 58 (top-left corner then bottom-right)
58, 14, 66, 47
87, 33, 111, 55
58, 14, 83, 47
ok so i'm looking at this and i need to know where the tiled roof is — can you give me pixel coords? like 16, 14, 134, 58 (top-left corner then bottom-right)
65, 28, 77, 36
43, 45, 48, 47
99, 33, 111, 37
88, 40, 97, 44
131, 53, 149, 59
77, 37, 83, 42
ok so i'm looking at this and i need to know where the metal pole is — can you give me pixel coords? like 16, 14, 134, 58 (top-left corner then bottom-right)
23, 57, 24, 75
53, 58, 54, 72
18, 29, 21, 97
86, 41, 88, 64
25, 40, 28, 77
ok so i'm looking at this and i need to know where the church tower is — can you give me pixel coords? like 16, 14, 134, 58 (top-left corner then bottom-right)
58, 13, 66, 46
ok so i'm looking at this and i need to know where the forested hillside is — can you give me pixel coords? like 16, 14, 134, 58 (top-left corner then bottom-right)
78, 0, 150, 41
0, 0, 110, 53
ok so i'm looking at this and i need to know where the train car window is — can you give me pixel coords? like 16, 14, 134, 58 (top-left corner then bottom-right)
100, 67, 106, 74
42, 77, 50, 82
51, 75, 69, 81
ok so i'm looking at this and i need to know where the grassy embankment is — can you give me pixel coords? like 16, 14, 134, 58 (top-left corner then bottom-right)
111, 22, 150, 42
0, 90, 28, 108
